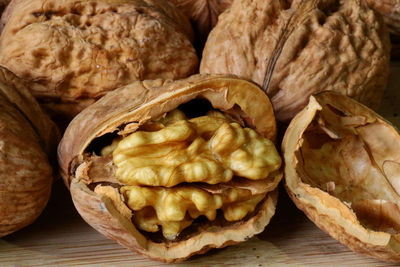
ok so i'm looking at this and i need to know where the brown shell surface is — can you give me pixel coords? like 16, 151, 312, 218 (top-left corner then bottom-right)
0, 66, 59, 237
365, 0, 400, 35
58, 74, 279, 262
0, 0, 198, 121
200, 0, 391, 123
167, 0, 232, 45
282, 91, 400, 262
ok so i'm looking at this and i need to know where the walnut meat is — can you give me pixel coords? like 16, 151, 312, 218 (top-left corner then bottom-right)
58, 74, 281, 262
0, 0, 198, 122
0, 66, 59, 237
282, 91, 400, 262
200, 0, 391, 122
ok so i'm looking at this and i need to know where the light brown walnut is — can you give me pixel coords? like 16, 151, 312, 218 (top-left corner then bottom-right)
0, 0, 198, 122
200, 0, 391, 123
282, 91, 400, 262
0, 66, 59, 237
58, 74, 281, 262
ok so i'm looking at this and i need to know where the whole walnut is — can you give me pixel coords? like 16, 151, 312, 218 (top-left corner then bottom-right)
283, 91, 400, 262
0, 0, 198, 123
200, 0, 391, 123
58, 74, 282, 262
0, 66, 59, 237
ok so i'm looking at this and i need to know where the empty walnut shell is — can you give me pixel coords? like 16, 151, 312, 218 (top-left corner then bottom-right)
58, 74, 281, 262
0, 0, 198, 122
282, 91, 400, 261
200, 0, 391, 123
0, 66, 59, 237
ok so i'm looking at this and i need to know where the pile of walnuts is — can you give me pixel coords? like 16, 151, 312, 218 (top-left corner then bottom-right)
1, 0, 400, 264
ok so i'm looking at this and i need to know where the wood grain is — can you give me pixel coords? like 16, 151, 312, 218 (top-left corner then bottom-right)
1, 62, 400, 267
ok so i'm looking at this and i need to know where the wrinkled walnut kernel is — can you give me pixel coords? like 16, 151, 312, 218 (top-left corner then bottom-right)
112, 110, 281, 187
103, 108, 280, 239
121, 185, 265, 240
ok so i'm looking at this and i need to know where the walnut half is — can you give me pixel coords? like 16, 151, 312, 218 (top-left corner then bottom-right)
58, 74, 281, 262
95, 109, 281, 240
283, 91, 400, 262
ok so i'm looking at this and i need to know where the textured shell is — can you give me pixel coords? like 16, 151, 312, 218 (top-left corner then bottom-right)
167, 0, 232, 45
0, 0, 198, 121
365, 0, 400, 35
58, 74, 279, 262
282, 91, 400, 262
200, 0, 391, 123
0, 66, 59, 237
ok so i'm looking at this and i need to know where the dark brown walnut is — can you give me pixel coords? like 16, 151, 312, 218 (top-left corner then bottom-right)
282, 91, 400, 262
58, 74, 282, 262
167, 0, 232, 46
200, 0, 391, 123
0, 66, 59, 237
0, 0, 198, 123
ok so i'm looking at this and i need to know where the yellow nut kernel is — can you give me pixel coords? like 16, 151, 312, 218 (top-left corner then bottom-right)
121, 186, 224, 222
133, 207, 193, 240
112, 110, 281, 187
121, 185, 266, 239
222, 194, 266, 221
156, 109, 187, 125
210, 122, 281, 180
100, 137, 122, 156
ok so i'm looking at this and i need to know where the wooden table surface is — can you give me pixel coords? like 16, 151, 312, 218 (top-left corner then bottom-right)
1, 62, 400, 267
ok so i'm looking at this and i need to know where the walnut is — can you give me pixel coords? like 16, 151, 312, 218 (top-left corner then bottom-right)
0, 0, 198, 122
282, 91, 400, 262
58, 74, 281, 262
0, 66, 59, 237
200, 0, 391, 123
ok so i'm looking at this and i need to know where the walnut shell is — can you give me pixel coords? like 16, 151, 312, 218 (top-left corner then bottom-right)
282, 91, 400, 262
0, 66, 59, 237
58, 74, 281, 262
200, 0, 391, 123
0, 0, 198, 122
167, 0, 232, 46
365, 0, 400, 35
